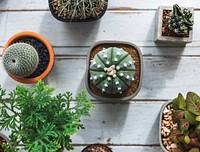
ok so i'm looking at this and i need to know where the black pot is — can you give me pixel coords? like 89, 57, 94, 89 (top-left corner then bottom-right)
82, 144, 112, 152
48, 0, 108, 22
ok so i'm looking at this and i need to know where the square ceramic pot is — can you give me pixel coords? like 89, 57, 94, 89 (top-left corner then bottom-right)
159, 100, 173, 152
155, 6, 194, 44
85, 41, 143, 101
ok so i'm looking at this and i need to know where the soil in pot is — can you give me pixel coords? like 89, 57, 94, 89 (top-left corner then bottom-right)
87, 43, 141, 99
0, 136, 8, 152
161, 10, 189, 37
49, 0, 108, 22
12, 37, 50, 78
161, 103, 177, 152
82, 144, 112, 152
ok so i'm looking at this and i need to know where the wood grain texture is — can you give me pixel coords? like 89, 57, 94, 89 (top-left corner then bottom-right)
0, 57, 200, 100
0, 0, 200, 10
0, 11, 200, 47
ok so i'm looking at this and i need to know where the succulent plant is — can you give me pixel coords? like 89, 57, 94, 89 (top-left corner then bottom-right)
169, 92, 200, 151
51, 0, 107, 20
3, 43, 39, 78
166, 4, 194, 35
89, 47, 135, 94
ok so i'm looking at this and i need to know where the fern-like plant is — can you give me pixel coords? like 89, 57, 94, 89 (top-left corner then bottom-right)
170, 92, 200, 152
0, 80, 93, 152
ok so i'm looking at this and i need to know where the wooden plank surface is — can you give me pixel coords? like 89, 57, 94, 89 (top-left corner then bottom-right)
0, 57, 199, 100
0, 0, 200, 10
0, 11, 200, 47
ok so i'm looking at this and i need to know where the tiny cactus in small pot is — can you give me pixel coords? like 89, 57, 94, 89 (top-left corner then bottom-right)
86, 41, 143, 101
160, 92, 200, 152
48, 0, 108, 22
155, 4, 194, 43
2, 31, 55, 83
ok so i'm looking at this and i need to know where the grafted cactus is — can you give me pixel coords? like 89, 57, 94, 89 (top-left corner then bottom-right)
51, 0, 107, 20
89, 47, 135, 94
166, 4, 194, 35
3, 43, 39, 78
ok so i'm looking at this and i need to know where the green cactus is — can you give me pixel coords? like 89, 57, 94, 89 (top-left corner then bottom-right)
51, 0, 107, 20
169, 92, 200, 151
3, 43, 39, 78
89, 47, 135, 94
166, 4, 194, 35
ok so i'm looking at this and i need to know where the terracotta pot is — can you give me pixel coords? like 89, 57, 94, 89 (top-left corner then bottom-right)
2, 31, 55, 83
86, 41, 143, 101
48, 0, 108, 22
82, 144, 112, 152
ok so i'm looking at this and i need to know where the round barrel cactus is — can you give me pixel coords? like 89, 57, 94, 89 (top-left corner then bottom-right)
89, 47, 136, 94
3, 43, 39, 78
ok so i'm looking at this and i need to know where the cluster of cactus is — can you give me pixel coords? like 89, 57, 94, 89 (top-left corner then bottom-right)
89, 47, 135, 94
166, 4, 194, 35
3, 43, 39, 78
52, 0, 107, 20
170, 92, 200, 152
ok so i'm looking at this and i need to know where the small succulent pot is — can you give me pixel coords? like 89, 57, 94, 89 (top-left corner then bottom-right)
159, 92, 200, 152
86, 41, 143, 101
155, 4, 194, 44
48, 0, 108, 22
82, 144, 112, 152
2, 31, 55, 83
0, 133, 12, 151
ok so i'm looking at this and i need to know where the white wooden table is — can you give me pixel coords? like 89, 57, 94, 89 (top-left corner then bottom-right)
1, 0, 200, 151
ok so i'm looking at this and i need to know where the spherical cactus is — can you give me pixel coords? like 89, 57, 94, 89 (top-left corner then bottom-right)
3, 43, 39, 78
89, 47, 136, 94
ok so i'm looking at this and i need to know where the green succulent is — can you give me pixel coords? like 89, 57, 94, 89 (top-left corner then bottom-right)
51, 0, 107, 20
3, 43, 39, 78
170, 92, 200, 152
89, 47, 135, 94
166, 4, 194, 35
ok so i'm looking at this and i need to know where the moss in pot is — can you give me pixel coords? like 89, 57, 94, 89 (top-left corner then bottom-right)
160, 92, 200, 152
49, 0, 108, 22
86, 41, 143, 101
0, 80, 94, 151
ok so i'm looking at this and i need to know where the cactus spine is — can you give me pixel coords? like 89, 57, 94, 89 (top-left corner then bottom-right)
166, 4, 194, 35
3, 43, 39, 78
51, 0, 107, 20
89, 47, 135, 94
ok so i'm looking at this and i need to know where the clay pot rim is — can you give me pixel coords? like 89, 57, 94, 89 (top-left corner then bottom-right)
48, 0, 108, 22
81, 143, 112, 152
85, 40, 143, 101
2, 31, 55, 83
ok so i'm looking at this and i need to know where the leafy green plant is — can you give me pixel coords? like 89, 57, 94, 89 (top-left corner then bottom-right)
166, 4, 194, 35
0, 80, 93, 152
170, 92, 200, 151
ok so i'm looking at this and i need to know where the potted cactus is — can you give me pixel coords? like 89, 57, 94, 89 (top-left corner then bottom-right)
86, 41, 143, 101
2, 31, 55, 83
82, 144, 112, 152
155, 4, 194, 43
0, 80, 93, 151
159, 92, 200, 152
48, 0, 108, 22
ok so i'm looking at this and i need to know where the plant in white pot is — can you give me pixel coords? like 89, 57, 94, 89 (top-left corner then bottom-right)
160, 92, 200, 152
155, 4, 194, 43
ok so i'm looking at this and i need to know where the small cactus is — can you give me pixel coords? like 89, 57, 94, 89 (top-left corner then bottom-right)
51, 0, 107, 20
3, 43, 39, 78
166, 4, 194, 35
89, 47, 135, 94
